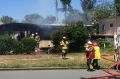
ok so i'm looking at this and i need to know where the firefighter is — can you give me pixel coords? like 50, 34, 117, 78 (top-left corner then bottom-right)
31, 34, 35, 39
60, 36, 69, 59
35, 33, 40, 43
85, 41, 95, 71
34, 33, 40, 54
92, 42, 101, 70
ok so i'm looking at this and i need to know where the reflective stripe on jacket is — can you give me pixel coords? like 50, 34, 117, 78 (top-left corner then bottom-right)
60, 40, 68, 49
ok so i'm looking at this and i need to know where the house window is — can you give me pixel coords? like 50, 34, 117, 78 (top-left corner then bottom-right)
110, 23, 113, 27
102, 25, 105, 31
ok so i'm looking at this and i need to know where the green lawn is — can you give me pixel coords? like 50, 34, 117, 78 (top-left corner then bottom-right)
0, 52, 114, 68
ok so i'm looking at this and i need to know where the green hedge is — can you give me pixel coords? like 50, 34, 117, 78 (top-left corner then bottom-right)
11, 40, 24, 54
0, 36, 13, 54
0, 36, 37, 55
96, 38, 113, 48
21, 38, 37, 54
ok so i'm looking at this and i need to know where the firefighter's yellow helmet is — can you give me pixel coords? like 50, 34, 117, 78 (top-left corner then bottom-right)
63, 36, 66, 39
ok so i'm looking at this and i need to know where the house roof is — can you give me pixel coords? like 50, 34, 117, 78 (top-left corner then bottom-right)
92, 34, 114, 37
99, 16, 120, 23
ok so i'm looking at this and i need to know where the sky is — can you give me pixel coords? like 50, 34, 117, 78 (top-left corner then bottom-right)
0, 0, 113, 22
0, 0, 82, 22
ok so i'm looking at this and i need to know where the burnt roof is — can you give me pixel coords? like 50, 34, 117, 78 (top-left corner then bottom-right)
0, 23, 63, 39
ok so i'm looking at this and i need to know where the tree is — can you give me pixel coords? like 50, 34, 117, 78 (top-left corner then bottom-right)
63, 10, 84, 24
52, 22, 89, 51
1, 16, 17, 24
80, 0, 96, 21
93, 8, 110, 22
43, 16, 56, 24
92, 3, 114, 21
91, 2, 114, 35
60, 0, 71, 8
115, 0, 120, 16
23, 13, 44, 24
60, 0, 72, 21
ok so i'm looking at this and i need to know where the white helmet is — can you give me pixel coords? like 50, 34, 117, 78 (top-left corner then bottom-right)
63, 36, 66, 39
36, 32, 38, 35
87, 41, 92, 44
32, 34, 34, 36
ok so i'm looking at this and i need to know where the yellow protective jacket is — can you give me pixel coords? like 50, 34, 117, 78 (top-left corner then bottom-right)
94, 46, 101, 59
60, 40, 69, 49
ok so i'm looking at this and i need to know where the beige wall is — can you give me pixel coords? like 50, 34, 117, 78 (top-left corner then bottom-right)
99, 17, 120, 35
99, 18, 115, 35
39, 40, 53, 48
98, 17, 120, 47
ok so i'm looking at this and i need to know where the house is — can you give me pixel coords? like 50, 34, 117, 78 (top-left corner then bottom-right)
99, 17, 116, 36
98, 17, 120, 46
0, 23, 64, 39
0, 21, 3, 25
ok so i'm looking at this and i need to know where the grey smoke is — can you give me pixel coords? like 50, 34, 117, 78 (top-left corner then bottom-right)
63, 9, 85, 24
22, 10, 85, 25
22, 13, 56, 26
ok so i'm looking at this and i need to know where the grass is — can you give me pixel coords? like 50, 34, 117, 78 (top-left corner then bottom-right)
101, 48, 115, 55
0, 52, 115, 68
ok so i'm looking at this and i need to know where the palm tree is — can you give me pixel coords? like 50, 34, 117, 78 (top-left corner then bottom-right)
60, 0, 72, 21
80, 0, 96, 21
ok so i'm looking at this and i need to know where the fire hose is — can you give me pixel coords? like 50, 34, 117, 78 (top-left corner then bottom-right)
85, 54, 120, 79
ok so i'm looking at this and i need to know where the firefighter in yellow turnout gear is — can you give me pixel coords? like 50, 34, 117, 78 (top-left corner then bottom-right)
60, 36, 69, 59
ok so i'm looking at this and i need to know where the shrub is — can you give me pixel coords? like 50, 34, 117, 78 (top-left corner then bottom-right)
21, 38, 37, 54
0, 36, 13, 54
97, 38, 113, 48
12, 38, 37, 54
0, 35, 37, 55
11, 40, 24, 54
52, 22, 89, 52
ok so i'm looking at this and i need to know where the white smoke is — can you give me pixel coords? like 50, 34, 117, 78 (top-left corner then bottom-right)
36, 0, 55, 17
